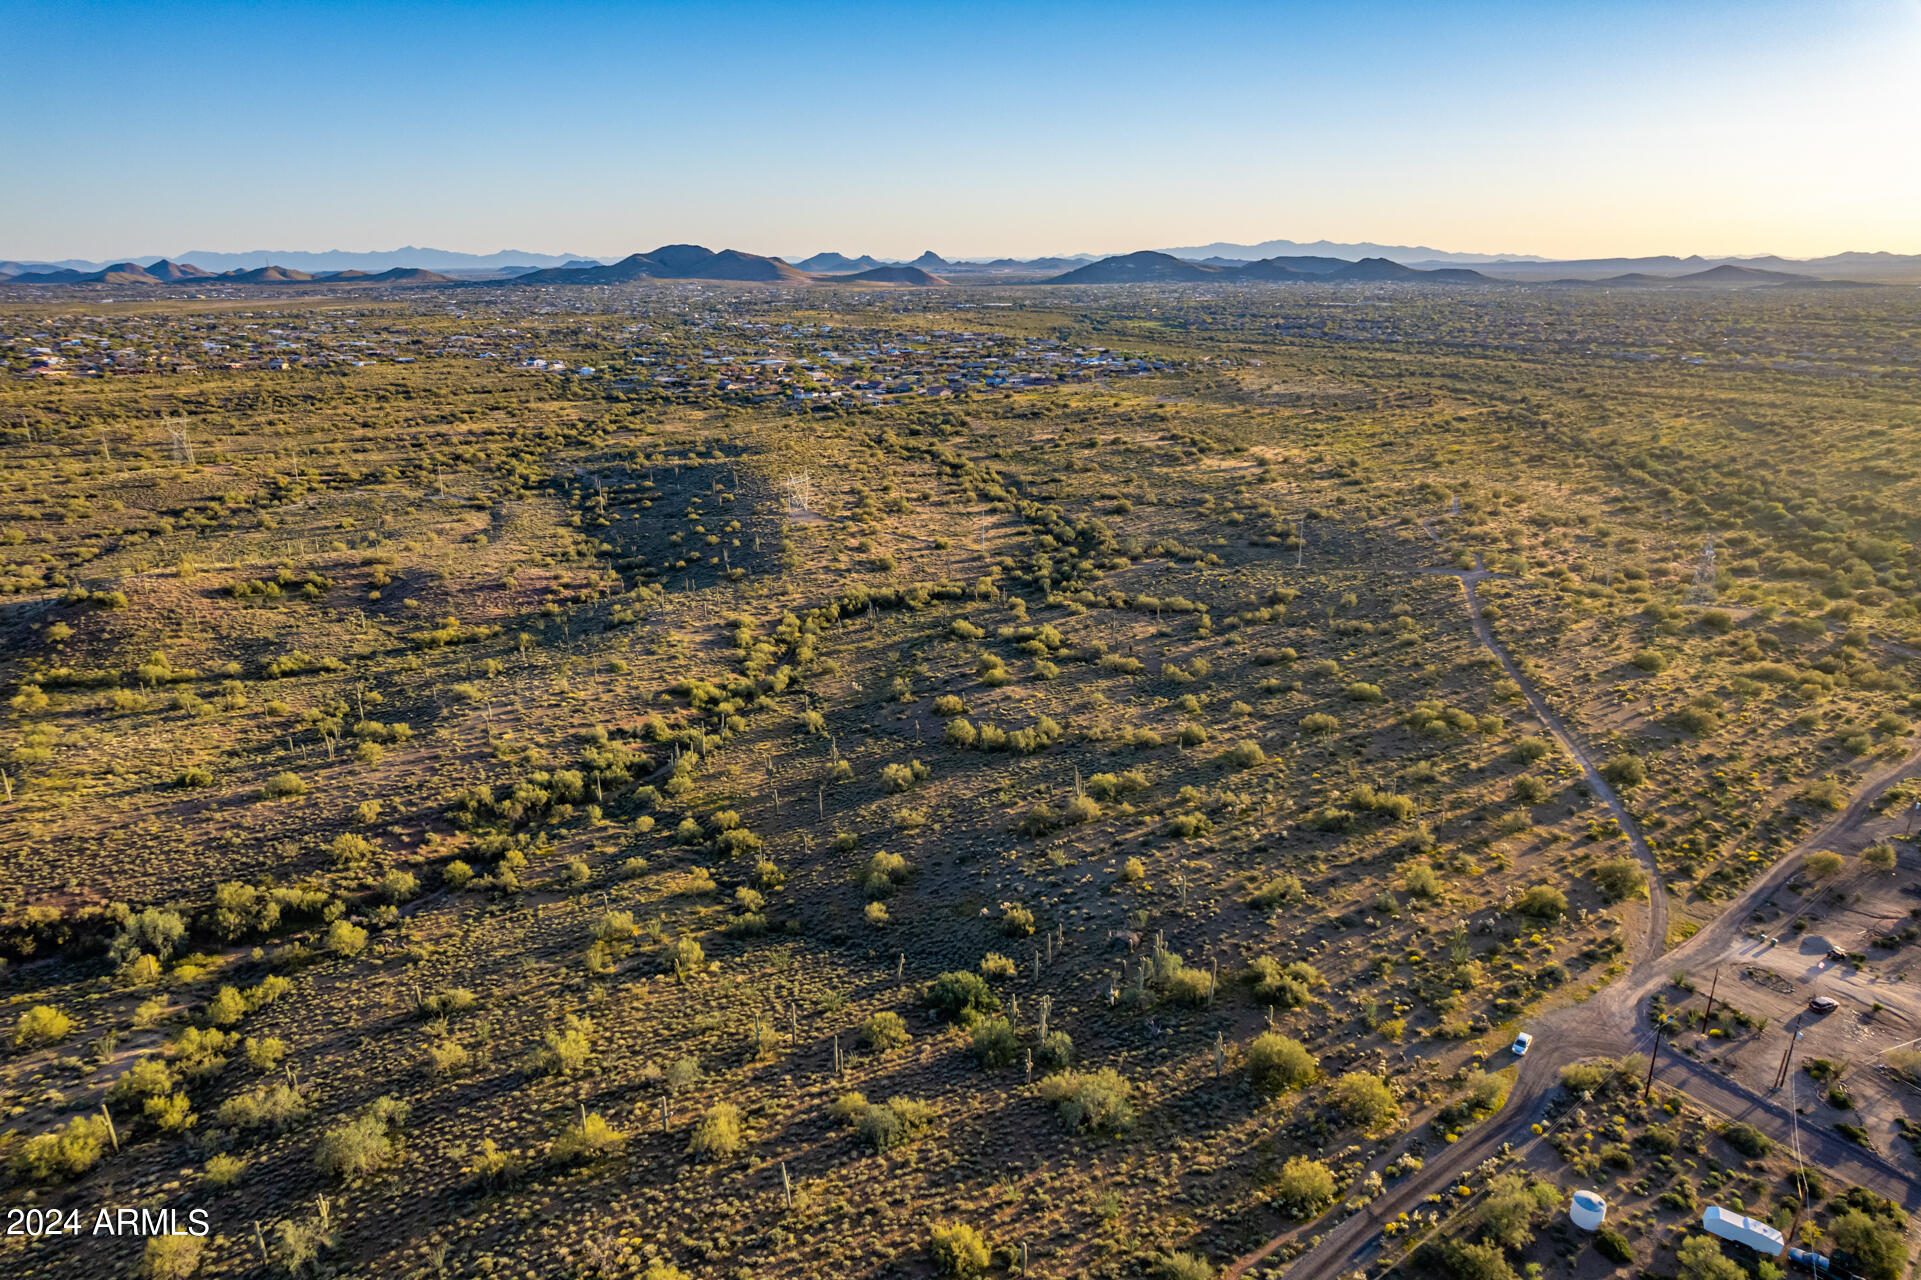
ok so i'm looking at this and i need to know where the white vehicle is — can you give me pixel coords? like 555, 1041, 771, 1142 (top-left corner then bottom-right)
1703, 1206, 1784, 1255
1511, 1032, 1533, 1057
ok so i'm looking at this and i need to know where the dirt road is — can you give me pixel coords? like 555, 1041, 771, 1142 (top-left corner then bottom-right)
1244, 570, 1921, 1280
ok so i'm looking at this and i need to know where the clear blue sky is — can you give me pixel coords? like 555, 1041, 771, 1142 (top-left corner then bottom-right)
5, 0, 1917, 261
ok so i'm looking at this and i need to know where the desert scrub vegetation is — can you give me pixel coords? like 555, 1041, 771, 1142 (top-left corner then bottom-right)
688, 1102, 743, 1161
1248, 1032, 1318, 1093
5, 287, 1920, 1280
1037, 1067, 1135, 1133
315, 1096, 410, 1180
834, 1091, 938, 1151
860, 1011, 911, 1053
929, 1221, 991, 1277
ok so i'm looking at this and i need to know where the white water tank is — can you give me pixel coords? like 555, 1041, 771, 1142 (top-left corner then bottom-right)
1569, 1189, 1606, 1231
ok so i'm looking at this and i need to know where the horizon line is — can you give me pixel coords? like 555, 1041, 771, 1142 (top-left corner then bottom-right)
9, 241, 1920, 268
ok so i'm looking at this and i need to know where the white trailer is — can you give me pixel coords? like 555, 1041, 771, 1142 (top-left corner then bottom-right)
1702, 1206, 1785, 1255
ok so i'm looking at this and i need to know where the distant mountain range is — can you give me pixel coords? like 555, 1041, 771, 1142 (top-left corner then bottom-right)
513, 245, 813, 285
1154, 240, 1921, 282
6, 240, 1919, 289
0, 246, 589, 276
2, 260, 454, 286
1158, 237, 1545, 265
1415, 252, 1919, 283
1046, 251, 1495, 285
506, 246, 947, 287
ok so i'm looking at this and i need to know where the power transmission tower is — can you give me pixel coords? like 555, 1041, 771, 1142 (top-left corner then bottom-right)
1684, 533, 1717, 605
781, 472, 812, 515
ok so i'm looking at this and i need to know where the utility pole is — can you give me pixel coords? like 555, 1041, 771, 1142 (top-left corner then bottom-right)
1644, 1017, 1668, 1101
1773, 1014, 1805, 1090
1700, 968, 1719, 1030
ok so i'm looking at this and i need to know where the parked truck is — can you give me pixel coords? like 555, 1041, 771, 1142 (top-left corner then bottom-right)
1703, 1206, 1786, 1256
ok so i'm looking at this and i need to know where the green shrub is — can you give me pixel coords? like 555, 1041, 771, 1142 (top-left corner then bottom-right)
202, 1153, 247, 1188
550, 1111, 626, 1165
1800, 779, 1846, 810
1248, 1032, 1317, 1092
1016, 801, 1057, 835
141, 1234, 205, 1280
13, 1115, 111, 1182
215, 1082, 310, 1131
1829, 1208, 1908, 1280
262, 771, 308, 799
927, 971, 1001, 1024
1245, 956, 1318, 1008
107, 1056, 176, 1104
1038, 1067, 1135, 1133
1514, 885, 1567, 918
855, 1096, 936, 1151
1803, 849, 1845, 877
1225, 740, 1266, 768
1601, 753, 1646, 788
861, 850, 910, 896
861, 1011, 911, 1053
1065, 793, 1103, 824
1592, 857, 1647, 901
1273, 1155, 1336, 1215
1594, 1228, 1633, 1265
971, 1016, 1021, 1068
315, 1097, 410, 1180
1157, 1252, 1214, 1280
1510, 735, 1551, 763
1332, 1071, 1399, 1129
1247, 874, 1303, 911
324, 919, 368, 957
687, 1101, 742, 1161
528, 1019, 593, 1075
329, 832, 376, 866
642, 1265, 691, 1280
1721, 1122, 1772, 1157
13, 1004, 72, 1048
670, 935, 706, 977
1035, 1030, 1073, 1071
144, 1091, 196, 1132
929, 1221, 990, 1278
205, 985, 247, 1026
1403, 863, 1442, 898
1630, 649, 1669, 673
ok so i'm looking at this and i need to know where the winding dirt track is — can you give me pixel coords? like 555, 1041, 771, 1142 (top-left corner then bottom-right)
1227, 567, 1921, 1280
